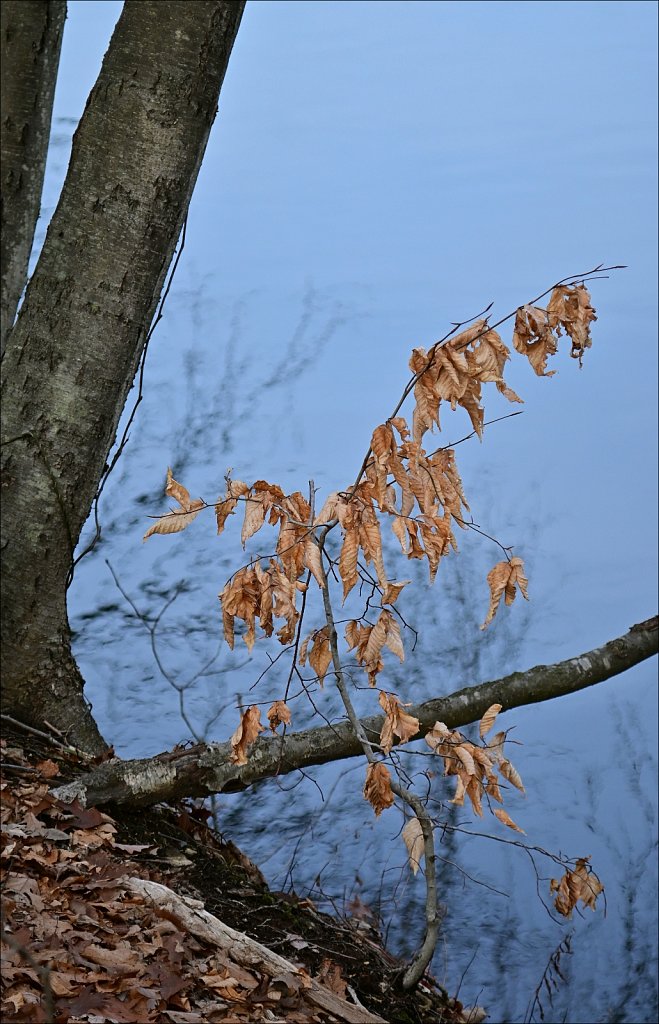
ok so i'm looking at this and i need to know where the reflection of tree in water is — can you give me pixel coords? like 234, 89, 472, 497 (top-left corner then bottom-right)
58, 253, 655, 1021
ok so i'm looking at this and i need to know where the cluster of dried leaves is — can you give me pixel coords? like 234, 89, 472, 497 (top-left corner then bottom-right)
550, 858, 604, 919
141, 282, 603, 928
229, 702, 291, 767
364, 704, 525, 835
145, 284, 596, 685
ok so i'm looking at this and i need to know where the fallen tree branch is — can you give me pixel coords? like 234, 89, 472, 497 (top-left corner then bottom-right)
124, 877, 386, 1023
53, 616, 657, 809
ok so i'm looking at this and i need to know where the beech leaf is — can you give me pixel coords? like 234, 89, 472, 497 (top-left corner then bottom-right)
144, 468, 204, 540
230, 705, 264, 765
481, 556, 529, 629
402, 816, 425, 875
266, 700, 291, 733
479, 703, 502, 738
363, 762, 395, 817
493, 808, 525, 834
378, 691, 419, 754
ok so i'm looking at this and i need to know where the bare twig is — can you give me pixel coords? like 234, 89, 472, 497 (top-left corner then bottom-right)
314, 525, 440, 991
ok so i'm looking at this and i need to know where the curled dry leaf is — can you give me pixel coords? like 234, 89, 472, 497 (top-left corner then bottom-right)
230, 705, 264, 765
479, 703, 502, 738
550, 857, 604, 918
299, 626, 332, 686
481, 556, 529, 630
547, 283, 597, 366
382, 579, 411, 605
513, 285, 597, 375
241, 496, 266, 546
314, 491, 340, 525
492, 808, 525, 834
363, 762, 395, 817
303, 536, 325, 589
499, 757, 525, 793
215, 478, 249, 535
378, 691, 419, 754
512, 304, 558, 377
339, 526, 359, 601
351, 609, 405, 687
143, 468, 205, 540
266, 700, 291, 733
402, 816, 425, 875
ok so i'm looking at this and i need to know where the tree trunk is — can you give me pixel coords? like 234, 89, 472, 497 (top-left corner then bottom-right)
1, 0, 66, 354
1, 0, 245, 753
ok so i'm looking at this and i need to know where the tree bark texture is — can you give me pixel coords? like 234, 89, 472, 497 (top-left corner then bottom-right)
53, 616, 658, 809
1, 1, 245, 753
1, 0, 66, 354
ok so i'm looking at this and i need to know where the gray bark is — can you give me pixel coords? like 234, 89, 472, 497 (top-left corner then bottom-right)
1, 1, 245, 753
1, 0, 66, 354
53, 616, 658, 809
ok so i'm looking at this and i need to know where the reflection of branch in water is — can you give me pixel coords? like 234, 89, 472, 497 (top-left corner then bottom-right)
105, 560, 241, 743
257, 285, 352, 390
524, 933, 573, 1024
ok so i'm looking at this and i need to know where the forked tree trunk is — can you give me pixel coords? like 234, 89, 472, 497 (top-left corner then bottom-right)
1, 0, 66, 355
1, 1, 245, 753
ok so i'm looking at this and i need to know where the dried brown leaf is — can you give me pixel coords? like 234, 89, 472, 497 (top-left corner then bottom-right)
550, 857, 604, 918
479, 703, 503, 738
230, 706, 264, 765
215, 478, 249, 535
267, 700, 291, 733
547, 284, 597, 366
303, 536, 325, 589
144, 468, 204, 540
402, 816, 425, 875
512, 304, 558, 377
378, 690, 419, 754
382, 579, 411, 605
492, 808, 526, 834
241, 496, 266, 546
307, 627, 332, 686
363, 762, 395, 817
339, 527, 359, 601
481, 556, 529, 629
499, 757, 525, 793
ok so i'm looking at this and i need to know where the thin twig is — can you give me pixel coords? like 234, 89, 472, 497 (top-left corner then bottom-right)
347, 264, 623, 497
315, 525, 440, 991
